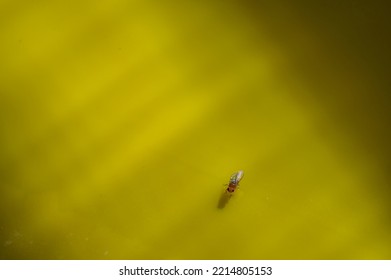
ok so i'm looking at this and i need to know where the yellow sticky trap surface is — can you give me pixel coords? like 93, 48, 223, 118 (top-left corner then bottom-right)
0, 0, 390, 259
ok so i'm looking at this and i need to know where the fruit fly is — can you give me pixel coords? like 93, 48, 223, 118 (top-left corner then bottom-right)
218, 170, 244, 209
225, 170, 244, 195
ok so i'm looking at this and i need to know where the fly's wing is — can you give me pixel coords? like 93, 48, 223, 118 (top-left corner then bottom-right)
235, 170, 244, 182
230, 170, 244, 185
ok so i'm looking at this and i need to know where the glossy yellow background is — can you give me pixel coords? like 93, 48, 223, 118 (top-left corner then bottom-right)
1, 0, 390, 259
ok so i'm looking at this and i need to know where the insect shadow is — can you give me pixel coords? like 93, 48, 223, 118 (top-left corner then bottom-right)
217, 191, 232, 209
